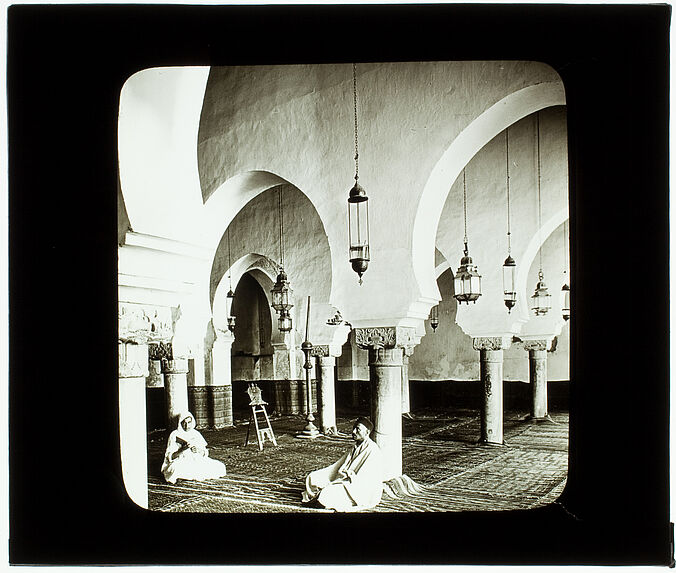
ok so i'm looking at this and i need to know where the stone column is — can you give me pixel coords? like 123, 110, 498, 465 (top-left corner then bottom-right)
162, 357, 189, 431
473, 337, 508, 445
210, 329, 234, 428
524, 339, 549, 419
401, 346, 414, 415
119, 342, 149, 509
356, 326, 417, 481
312, 346, 337, 434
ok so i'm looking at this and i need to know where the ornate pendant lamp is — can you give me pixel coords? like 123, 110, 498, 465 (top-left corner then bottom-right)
503, 127, 517, 312
226, 227, 236, 332
347, 63, 370, 285
429, 304, 439, 331
271, 186, 294, 332
561, 220, 570, 321
530, 112, 552, 316
453, 169, 482, 304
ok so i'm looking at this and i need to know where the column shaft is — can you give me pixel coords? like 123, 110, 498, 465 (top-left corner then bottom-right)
529, 349, 548, 418
211, 337, 234, 427
401, 355, 410, 414
318, 356, 337, 433
369, 347, 403, 480
163, 358, 189, 430
480, 349, 504, 444
119, 342, 149, 509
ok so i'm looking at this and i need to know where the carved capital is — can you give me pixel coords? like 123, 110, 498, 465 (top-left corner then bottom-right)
310, 345, 330, 357
355, 326, 417, 350
119, 303, 173, 344
472, 337, 505, 351
214, 328, 235, 345
162, 357, 189, 374
523, 339, 549, 351
119, 342, 149, 378
148, 341, 173, 361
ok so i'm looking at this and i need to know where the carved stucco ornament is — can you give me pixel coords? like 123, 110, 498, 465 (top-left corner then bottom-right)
523, 339, 549, 351
472, 337, 505, 351
119, 303, 173, 344
354, 326, 417, 350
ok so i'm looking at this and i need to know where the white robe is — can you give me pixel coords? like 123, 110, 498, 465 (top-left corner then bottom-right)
161, 427, 226, 484
303, 437, 383, 511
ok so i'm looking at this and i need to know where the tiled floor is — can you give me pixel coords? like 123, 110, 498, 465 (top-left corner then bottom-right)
147, 408, 568, 513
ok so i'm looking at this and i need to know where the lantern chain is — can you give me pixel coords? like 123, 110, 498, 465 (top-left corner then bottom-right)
227, 227, 233, 289
506, 128, 512, 255
279, 186, 284, 270
353, 63, 359, 182
536, 112, 543, 274
462, 169, 468, 249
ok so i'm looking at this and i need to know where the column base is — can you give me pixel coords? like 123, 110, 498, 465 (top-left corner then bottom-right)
477, 438, 508, 447
521, 414, 556, 424
296, 428, 320, 439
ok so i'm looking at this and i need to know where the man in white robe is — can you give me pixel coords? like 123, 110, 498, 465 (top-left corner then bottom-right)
302, 417, 383, 512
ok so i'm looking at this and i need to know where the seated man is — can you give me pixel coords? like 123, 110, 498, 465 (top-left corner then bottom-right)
302, 417, 383, 512
161, 412, 227, 484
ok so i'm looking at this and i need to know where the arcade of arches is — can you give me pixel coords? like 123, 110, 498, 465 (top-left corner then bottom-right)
118, 62, 570, 509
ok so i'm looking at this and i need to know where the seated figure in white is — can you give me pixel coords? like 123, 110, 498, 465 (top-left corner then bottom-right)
161, 412, 227, 484
302, 417, 383, 512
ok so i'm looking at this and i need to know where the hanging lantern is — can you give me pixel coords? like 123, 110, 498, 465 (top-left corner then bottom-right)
503, 255, 517, 312
429, 305, 439, 331
530, 112, 550, 316
531, 270, 552, 315
503, 128, 517, 312
561, 220, 570, 321
226, 228, 236, 332
271, 269, 294, 317
347, 63, 370, 285
454, 244, 482, 304
278, 308, 293, 333
561, 283, 570, 321
453, 169, 482, 305
348, 182, 370, 282
226, 288, 236, 332
271, 186, 293, 332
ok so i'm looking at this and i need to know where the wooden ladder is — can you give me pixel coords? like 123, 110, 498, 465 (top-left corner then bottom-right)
244, 403, 277, 451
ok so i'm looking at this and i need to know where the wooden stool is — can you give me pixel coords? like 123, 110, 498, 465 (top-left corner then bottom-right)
244, 384, 277, 451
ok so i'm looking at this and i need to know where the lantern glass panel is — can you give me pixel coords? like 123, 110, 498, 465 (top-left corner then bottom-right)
226, 290, 234, 318
503, 264, 516, 297
278, 311, 293, 332
453, 274, 463, 298
471, 274, 482, 296
348, 200, 369, 259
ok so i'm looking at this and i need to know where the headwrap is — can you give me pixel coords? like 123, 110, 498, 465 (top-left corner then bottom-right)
353, 416, 374, 433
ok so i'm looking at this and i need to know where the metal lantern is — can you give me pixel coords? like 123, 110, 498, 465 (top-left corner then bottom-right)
453, 169, 481, 304
278, 308, 293, 333
271, 269, 294, 315
503, 255, 517, 312
271, 186, 294, 333
226, 228, 236, 332
561, 283, 570, 321
347, 63, 370, 285
454, 243, 482, 304
429, 305, 439, 331
348, 183, 370, 282
226, 288, 236, 332
503, 128, 517, 313
531, 271, 552, 315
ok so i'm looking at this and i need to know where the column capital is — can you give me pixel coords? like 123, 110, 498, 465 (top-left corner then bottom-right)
119, 342, 149, 378
310, 344, 342, 358
354, 326, 417, 350
472, 336, 511, 351
162, 357, 189, 374
148, 341, 173, 361
523, 339, 549, 351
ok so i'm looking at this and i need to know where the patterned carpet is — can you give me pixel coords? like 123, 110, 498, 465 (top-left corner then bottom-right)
147, 410, 568, 513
